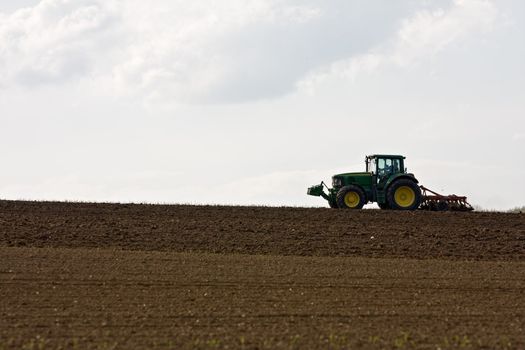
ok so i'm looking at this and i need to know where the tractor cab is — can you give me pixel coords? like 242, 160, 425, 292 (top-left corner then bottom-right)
366, 155, 406, 188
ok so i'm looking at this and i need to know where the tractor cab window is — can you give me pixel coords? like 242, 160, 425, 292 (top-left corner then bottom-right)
392, 159, 401, 173
377, 158, 402, 178
377, 158, 392, 178
367, 158, 377, 174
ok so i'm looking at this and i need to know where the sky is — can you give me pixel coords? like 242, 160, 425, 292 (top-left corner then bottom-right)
0, 0, 524, 209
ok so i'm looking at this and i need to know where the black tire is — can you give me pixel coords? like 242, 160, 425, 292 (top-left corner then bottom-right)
336, 185, 366, 209
378, 202, 390, 210
386, 179, 422, 211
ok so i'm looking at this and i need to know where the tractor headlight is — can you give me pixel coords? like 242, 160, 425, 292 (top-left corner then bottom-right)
332, 177, 342, 187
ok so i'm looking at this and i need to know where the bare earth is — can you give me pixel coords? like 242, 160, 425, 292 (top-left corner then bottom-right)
1, 200, 525, 349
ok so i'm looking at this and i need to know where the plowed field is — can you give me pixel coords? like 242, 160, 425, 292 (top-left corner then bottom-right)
1, 200, 525, 349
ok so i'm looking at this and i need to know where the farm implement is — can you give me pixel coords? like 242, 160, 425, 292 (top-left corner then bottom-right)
419, 186, 473, 212
307, 154, 474, 211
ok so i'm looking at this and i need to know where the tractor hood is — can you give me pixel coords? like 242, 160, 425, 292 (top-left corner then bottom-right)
332, 172, 372, 188
333, 172, 371, 178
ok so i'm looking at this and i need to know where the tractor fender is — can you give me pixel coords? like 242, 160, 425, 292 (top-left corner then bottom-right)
385, 173, 419, 191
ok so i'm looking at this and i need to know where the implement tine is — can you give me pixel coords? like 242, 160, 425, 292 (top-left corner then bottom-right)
419, 185, 474, 211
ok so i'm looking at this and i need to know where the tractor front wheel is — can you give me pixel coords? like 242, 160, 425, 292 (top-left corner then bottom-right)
387, 179, 422, 210
336, 185, 366, 209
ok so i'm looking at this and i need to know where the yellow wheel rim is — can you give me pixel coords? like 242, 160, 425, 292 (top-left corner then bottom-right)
344, 191, 360, 208
394, 186, 415, 208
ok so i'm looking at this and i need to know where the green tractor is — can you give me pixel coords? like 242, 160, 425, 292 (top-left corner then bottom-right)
307, 154, 473, 211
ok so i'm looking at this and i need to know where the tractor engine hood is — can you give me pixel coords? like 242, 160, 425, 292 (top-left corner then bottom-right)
332, 172, 371, 187
333, 172, 371, 178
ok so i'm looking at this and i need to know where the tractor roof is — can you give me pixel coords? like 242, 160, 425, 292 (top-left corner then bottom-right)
367, 154, 405, 159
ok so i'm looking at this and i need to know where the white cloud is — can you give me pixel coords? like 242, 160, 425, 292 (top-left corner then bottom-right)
109, 1, 328, 104
0, 0, 325, 101
0, 0, 119, 86
1, 0, 427, 103
393, 0, 497, 65
513, 133, 525, 141
298, 0, 499, 90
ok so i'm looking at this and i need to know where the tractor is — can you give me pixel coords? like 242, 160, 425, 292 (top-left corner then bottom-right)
307, 154, 473, 211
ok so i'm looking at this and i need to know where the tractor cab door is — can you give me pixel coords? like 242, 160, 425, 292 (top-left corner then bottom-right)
376, 158, 401, 189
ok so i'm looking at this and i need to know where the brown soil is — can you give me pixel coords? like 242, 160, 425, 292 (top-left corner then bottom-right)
1, 200, 525, 349
1, 200, 524, 260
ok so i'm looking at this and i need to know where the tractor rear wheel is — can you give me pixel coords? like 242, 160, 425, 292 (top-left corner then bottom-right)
336, 185, 366, 209
387, 179, 422, 211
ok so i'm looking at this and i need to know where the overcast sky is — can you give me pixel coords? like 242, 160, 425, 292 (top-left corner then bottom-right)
1, 0, 524, 209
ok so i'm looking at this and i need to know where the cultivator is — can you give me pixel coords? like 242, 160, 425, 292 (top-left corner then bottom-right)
419, 186, 473, 212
